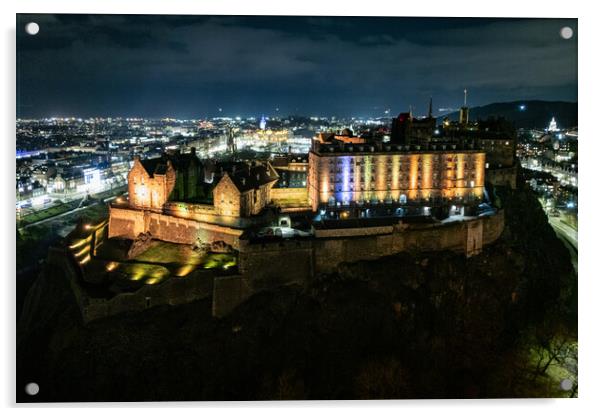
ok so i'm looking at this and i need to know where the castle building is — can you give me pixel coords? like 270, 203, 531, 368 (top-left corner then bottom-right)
211, 163, 279, 217
435, 92, 518, 188
308, 139, 486, 217
271, 155, 308, 188
128, 149, 202, 210
110, 149, 280, 245
125, 150, 278, 219
390, 111, 436, 146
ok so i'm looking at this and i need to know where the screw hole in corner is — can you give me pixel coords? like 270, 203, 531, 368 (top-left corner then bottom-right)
25, 22, 40, 36
24, 382, 39, 396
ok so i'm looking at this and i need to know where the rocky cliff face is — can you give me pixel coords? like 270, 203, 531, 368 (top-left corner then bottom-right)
16, 181, 576, 401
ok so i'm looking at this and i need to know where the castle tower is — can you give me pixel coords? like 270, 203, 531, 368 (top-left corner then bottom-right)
459, 89, 469, 125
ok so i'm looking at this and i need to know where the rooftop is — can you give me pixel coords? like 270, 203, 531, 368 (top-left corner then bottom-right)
312, 141, 483, 156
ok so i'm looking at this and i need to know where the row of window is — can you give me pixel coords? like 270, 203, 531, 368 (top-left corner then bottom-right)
324, 192, 478, 206
325, 180, 476, 192
326, 173, 477, 183
324, 164, 475, 174
325, 156, 474, 165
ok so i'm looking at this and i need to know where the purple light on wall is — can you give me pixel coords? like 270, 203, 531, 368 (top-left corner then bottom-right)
340, 156, 351, 204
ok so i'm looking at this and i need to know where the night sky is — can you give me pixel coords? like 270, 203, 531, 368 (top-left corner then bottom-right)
16, 14, 578, 119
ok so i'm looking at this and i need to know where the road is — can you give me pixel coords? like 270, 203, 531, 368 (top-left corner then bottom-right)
20, 204, 93, 230
548, 216, 577, 248
548, 216, 578, 272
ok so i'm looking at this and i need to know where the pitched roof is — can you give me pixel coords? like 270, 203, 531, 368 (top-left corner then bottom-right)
225, 162, 279, 192
139, 158, 167, 177
138, 152, 200, 177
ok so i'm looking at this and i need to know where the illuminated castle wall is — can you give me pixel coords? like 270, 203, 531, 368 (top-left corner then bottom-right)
128, 156, 177, 209
308, 143, 486, 211
128, 151, 202, 210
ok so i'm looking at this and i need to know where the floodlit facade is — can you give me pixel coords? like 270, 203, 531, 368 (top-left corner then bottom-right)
308, 141, 486, 215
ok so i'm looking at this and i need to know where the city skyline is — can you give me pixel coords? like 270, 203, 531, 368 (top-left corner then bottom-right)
17, 15, 577, 119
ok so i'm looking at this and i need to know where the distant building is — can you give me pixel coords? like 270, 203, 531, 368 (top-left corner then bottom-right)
548, 117, 559, 132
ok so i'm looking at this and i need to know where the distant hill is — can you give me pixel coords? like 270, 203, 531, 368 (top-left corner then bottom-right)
438, 100, 578, 129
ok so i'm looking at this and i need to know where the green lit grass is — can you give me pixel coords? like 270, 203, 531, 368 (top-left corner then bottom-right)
107, 262, 171, 284
134, 241, 204, 265
202, 253, 237, 270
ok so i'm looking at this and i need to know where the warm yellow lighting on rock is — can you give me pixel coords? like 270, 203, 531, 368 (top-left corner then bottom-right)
79, 254, 91, 265
73, 245, 90, 258
105, 261, 118, 272
174, 264, 196, 277
69, 235, 91, 249
130, 272, 145, 281
145, 275, 165, 285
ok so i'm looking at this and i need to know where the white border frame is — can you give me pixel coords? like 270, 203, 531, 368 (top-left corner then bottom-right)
3, 1, 600, 414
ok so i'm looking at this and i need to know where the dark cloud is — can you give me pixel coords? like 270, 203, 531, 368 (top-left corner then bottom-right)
16, 14, 577, 118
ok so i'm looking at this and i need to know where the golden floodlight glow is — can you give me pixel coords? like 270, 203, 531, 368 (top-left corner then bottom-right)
105, 261, 118, 272
421, 154, 432, 199
130, 271, 145, 281
391, 154, 400, 200
409, 154, 418, 200
175, 264, 196, 277
145, 272, 166, 285
376, 155, 386, 201
320, 158, 330, 203
79, 254, 91, 265
73, 245, 90, 258
69, 235, 92, 249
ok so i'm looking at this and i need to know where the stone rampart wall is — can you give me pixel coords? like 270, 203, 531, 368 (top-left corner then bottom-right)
109, 207, 243, 248
47, 244, 218, 324
271, 187, 309, 202
239, 211, 505, 278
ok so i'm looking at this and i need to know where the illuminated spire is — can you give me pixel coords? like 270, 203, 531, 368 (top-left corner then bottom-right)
464, 89, 468, 106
